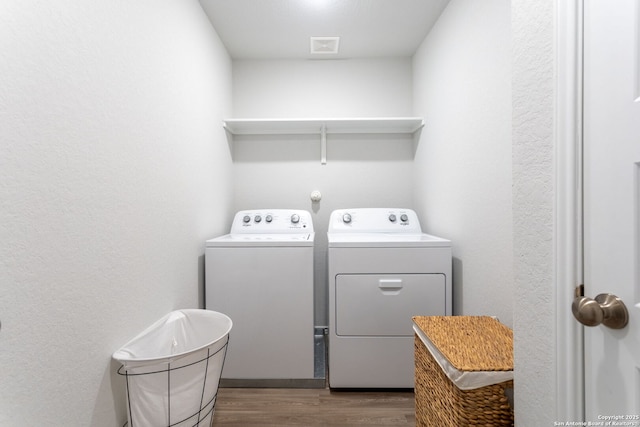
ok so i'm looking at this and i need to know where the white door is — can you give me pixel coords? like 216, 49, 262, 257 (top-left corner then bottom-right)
582, 0, 640, 419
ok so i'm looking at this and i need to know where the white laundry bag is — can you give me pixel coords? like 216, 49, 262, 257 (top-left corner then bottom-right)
113, 309, 232, 427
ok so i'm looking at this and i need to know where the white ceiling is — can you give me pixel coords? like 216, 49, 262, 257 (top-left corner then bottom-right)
198, 0, 451, 59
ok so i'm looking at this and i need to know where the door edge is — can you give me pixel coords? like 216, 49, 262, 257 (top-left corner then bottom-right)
555, 0, 585, 421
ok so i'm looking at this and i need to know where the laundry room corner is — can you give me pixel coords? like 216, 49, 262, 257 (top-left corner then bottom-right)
411, 0, 513, 327
2, 0, 572, 424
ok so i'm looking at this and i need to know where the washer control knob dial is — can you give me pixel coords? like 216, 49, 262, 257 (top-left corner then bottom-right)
291, 214, 300, 224
243, 215, 251, 223
389, 214, 397, 222
265, 215, 273, 223
400, 214, 409, 222
342, 213, 352, 224
254, 215, 262, 223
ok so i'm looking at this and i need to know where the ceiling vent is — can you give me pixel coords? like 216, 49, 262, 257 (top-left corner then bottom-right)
310, 37, 340, 55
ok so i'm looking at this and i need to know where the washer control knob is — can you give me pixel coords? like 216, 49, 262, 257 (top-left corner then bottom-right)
389, 214, 397, 222
400, 214, 409, 222
342, 213, 352, 224
254, 215, 262, 223
291, 214, 300, 224
243, 215, 251, 223
265, 215, 273, 223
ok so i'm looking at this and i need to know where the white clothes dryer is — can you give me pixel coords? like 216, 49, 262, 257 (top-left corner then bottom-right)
327, 208, 452, 388
205, 209, 319, 387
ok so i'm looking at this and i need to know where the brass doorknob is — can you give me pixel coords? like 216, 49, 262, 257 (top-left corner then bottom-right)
572, 293, 628, 329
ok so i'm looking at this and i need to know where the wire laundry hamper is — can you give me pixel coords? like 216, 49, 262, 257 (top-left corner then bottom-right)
113, 309, 232, 427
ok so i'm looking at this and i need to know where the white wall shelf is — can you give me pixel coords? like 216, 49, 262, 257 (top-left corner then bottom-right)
223, 117, 424, 135
223, 117, 424, 164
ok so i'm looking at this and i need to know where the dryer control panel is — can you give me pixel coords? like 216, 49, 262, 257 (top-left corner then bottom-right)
328, 208, 422, 234
230, 209, 313, 234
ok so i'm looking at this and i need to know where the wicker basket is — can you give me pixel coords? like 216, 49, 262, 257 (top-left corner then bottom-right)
413, 316, 514, 427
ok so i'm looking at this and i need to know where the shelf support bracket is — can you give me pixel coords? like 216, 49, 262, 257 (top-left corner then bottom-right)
320, 123, 327, 165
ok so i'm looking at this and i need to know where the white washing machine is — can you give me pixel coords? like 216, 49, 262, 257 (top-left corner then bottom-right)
205, 209, 319, 387
327, 208, 452, 388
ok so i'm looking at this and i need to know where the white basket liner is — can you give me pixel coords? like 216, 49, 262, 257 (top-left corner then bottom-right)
113, 309, 232, 369
113, 309, 232, 427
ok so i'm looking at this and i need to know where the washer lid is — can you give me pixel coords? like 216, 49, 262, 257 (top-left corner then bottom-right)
327, 232, 450, 248
206, 232, 315, 247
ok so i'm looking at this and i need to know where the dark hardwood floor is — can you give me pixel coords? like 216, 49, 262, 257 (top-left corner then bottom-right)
211, 388, 416, 426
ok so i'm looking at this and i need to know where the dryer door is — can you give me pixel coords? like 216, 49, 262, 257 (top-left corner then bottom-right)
335, 273, 446, 336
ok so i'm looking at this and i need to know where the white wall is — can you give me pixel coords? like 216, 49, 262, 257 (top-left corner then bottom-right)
512, 0, 557, 424
412, 0, 513, 326
233, 59, 413, 118
0, 1, 233, 425
231, 59, 415, 326
415, 2, 561, 423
